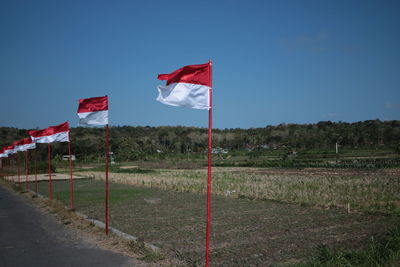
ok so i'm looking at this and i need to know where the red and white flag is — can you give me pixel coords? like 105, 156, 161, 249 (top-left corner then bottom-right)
77, 96, 108, 126
28, 122, 70, 143
13, 138, 36, 152
4, 145, 16, 155
157, 62, 211, 110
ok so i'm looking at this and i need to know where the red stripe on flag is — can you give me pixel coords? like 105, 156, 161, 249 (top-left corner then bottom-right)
13, 138, 34, 146
28, 122, 69, 138
77, 96, 108, 113
158, 62, 211, 87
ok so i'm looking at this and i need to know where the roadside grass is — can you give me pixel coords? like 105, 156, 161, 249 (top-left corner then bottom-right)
33, 177, 399, 266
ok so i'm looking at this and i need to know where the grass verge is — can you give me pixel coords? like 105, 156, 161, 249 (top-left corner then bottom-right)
297, 221, 400, 266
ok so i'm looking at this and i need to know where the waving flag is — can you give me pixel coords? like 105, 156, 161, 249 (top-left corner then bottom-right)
157, 60, 214, 267
157, 62, 211, 110
14, 138, 36, 152
28, 122, 70, 143
77, 95, 110, 233
77, 96, 108, 126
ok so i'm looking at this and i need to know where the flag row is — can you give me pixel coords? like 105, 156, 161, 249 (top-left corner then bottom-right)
0, 61, 213, 266
1, 61, 212, 157
0, 95, 109, 157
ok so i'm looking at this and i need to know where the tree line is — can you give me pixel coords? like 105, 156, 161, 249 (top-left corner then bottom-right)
1, 120, 399, 162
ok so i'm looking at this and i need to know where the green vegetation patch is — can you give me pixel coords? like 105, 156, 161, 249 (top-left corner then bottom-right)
297, 221, 400, 266
37, 179, 155, 204
73, 164, 156, 174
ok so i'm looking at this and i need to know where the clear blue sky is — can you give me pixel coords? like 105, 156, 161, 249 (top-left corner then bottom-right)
1, 0, 399, 130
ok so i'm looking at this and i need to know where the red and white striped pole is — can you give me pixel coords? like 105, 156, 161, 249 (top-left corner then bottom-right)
105, 124, 109, 235
205, 59, 213, 267
48, 144, 52, 200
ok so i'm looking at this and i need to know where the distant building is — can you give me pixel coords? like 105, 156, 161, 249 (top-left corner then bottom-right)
212, 147, 229, 154
62, 155, 76, 161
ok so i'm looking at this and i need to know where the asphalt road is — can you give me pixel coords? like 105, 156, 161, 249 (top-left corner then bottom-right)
0, 185, 134, 267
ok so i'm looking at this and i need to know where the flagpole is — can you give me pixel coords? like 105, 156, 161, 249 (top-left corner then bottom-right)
15, 154, 17, 184
35, 151, 38, 193
48, 143, 52, 200
17, 152, 21, 186
205, 59, 213, 267
2, 159, 5, 180
10, 157, 12, 182
10, 156, 12, 181
25, 150, 29, 191
68, 133, 74, 209
11, 155, 14, 183
105, 123, 109, 235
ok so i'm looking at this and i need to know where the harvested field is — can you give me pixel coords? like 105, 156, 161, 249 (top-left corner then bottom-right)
34, 174, 398, 266
75, 167, 400, 215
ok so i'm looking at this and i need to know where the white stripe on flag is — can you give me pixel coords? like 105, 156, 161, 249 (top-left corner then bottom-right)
31, 131, 69, 143
4, 149, 16, 155
15, 143, 36, 152
78, 110, 108, 126
157, 82, 210, 110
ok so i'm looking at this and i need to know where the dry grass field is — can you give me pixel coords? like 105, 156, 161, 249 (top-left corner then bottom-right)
75, 167, 400, 215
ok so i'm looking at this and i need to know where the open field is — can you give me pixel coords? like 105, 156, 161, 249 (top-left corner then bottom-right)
28, 166, 400, 266
74, 167, 400, 215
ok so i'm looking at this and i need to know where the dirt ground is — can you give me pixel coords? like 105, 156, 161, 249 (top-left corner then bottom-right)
4, 173, 86, 182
